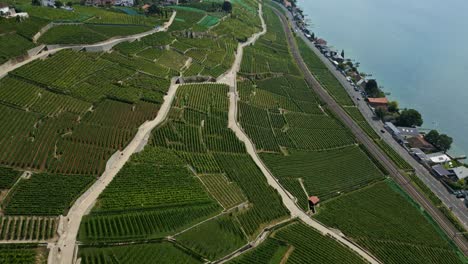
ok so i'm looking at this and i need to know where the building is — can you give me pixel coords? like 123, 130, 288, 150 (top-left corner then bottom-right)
451, 167, 468, 180
308, 196, 320, 213
432, 164, 452, 177
426, 152, 451, 164
85, 0, 115, 6
385, 122, 404, 142
411, 148, 429, 162
367, 97, 389, 109
407, 136, 435, 152
41, 0, 55, 7
315, 38, 327, 46
397, 126, 420, 139
115, 0, 133, 6
0, 3, 9, 15
141, 3, 150, 11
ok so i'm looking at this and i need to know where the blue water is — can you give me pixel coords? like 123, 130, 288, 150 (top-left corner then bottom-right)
297, 0, 468, 157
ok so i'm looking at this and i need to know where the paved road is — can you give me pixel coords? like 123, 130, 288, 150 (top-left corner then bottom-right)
286, 11, 468, 230
273, 6, 468, 255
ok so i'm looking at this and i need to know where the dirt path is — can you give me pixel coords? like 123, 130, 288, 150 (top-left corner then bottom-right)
0, 12, 176, 79
48, 80, 180, 264
224, 4, 381, 264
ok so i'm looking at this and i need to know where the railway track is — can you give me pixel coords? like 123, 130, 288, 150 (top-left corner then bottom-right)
273, 7, 468, 255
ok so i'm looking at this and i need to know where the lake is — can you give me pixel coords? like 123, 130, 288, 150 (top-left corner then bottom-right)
296, 0, 468, 157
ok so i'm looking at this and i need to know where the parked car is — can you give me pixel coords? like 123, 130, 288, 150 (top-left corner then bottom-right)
454, 190, 466, 198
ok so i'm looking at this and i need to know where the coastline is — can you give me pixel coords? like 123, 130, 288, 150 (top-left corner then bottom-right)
273, 0, 468, 252
293, 0, 467, 158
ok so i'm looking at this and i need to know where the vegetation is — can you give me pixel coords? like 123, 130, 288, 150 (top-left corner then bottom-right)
176, 214, 247, 260
0, 167, 21, 190
396, 108, 423, 127
315, 180, 464, 264
38, 24, 150, 44
2, 173, 95, 215
229, 221, 366, 264
425, 129, 453, 152
0, 216, 58, 241
0, 244, 47, 264
295, 37, 354, 105
261, 146, 385, 205
79, 242, 203, 264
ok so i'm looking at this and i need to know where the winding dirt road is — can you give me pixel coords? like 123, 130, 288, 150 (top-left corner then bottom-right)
223, 4, 381, 264
48, 78, 179, 264
272, 4, 468, 255
0, 12, 176, 78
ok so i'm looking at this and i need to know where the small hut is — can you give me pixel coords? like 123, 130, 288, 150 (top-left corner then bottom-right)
308, 196, 320, 213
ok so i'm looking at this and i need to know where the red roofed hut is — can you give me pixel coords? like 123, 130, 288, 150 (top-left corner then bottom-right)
308, 196, 320, 213
367, 97, 388, 110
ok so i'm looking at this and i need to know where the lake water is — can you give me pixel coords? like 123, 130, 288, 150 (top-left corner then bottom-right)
297, 0, 468, 157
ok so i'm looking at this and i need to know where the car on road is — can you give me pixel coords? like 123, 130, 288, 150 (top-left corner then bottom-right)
380, 129, 386, 134
454, 190, 466, 198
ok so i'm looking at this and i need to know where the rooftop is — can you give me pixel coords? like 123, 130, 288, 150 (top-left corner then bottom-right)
368, 97, 389, 105
308, 196, 320, 205
432, 164, 451, 177
451, 167, 468, 180
397, 126, 420, 136
427, 152, 451, 164
407, 136, 434, 149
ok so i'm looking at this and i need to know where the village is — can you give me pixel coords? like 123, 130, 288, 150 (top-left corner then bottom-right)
280, 0, 468, 199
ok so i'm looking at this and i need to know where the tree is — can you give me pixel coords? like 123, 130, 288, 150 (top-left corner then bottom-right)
375, 108, 386, 119
31, 0, 41, 6
148, 4, 161, 15
396, 109, 423, 127
222, 0, 232, 13
388, 101, 399, 112
67, 1, 73, 6
55, 0, 63, 7
425, 130, 440, 145
364, 79, 380, 97
341, 49, 345, 58
437, 134, 453, 152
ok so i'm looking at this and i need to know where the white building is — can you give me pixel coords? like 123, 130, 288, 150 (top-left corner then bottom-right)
426, 152, 451, 164
115, 0, 134, 6
0, 3, 10, 16
451, 167, 468, 180
41, 0, 55, 7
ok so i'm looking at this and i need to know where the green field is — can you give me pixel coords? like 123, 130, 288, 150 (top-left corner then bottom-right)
176, 214, 247, 260
2, 173, 95, 215
229, 221, 366, 264
261, 146, 385, 204
315, 180, 464, 264
295, 37, 354, 106
0, 244, 47, 264
79, 242, 203, 264
38, 24, 150, 44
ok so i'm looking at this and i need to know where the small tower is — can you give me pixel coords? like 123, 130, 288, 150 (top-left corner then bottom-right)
308, 196, 320, 214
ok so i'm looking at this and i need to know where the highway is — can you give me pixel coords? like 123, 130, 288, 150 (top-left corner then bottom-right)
272, 7, 468, 255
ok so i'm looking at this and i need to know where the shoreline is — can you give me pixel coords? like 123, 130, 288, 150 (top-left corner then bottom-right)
291, 0, 467, 158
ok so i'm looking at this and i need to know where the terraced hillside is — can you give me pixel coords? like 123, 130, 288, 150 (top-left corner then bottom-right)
233, 2, 466, 263
0, 4, 170, 64
0, 0, 465, 263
